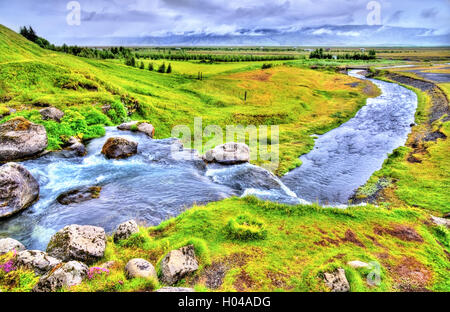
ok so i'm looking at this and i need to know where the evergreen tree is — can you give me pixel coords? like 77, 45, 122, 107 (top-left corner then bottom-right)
158, 63, 166, 73
166, 63, 172, 74
140, 61, 145, 69
148, 63, 154, 71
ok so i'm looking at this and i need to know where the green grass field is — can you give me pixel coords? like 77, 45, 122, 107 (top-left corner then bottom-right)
0, 24, 449, 293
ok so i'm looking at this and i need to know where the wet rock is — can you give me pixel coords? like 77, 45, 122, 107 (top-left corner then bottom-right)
56, 186, 102, 205
156, 287, 195, 292
66, 136, 86, 157
15, 250, 61, 276
431, 215, 450, 228
0, 117, 48, 161
0, 163, 40, 218
117, 121, 155, 138
0, 237, 25, 255
101, 137, 138, 159
46, 225, 107, 264
113, 220, 139, 242
125, 258, 157, 280
32, 261, 88, 292
39, 107, 64, 122
347, 260, 370, 269
203, 142, 250, 164
160, 245, 199, 285
323, 268, 350, 292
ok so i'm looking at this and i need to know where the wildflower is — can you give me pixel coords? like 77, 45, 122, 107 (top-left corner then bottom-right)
87, 267, 110, 279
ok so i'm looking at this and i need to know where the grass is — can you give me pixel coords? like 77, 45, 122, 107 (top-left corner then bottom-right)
41, 197, 447, 292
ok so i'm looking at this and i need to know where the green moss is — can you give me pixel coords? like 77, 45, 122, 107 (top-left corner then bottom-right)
225, 214, 268, 241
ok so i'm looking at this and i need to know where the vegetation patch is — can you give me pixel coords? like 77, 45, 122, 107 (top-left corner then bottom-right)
225, 214, 268, 241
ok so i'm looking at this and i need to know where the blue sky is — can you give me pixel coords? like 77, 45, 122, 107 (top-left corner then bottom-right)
0, 0, 448, 45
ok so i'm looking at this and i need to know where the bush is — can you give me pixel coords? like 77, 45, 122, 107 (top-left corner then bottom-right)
261, 63, 273, 70
225, 214, 268, 241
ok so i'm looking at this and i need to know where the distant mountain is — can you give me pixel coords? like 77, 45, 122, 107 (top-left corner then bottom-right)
59, 25, 449, 47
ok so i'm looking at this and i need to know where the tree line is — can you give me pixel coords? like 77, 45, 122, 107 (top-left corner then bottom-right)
125, 57, 173, 74
134, 52, 297, 62
309, 48, 376, 60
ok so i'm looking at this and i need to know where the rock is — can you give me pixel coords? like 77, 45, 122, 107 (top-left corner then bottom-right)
56, 186, 102, 205
136, 123, 155, 138
32, 261, 88, 292
0, 238, 25, 255
101, 137, 138, 159
99, 261, 116, 270
125, 258, 157, 280
160, 245, 199, 285
347, 260, 370, 269
323, 268, 350, 292
66, 136, 86, 157
113, 220, 139, 242
0, 117, 48, 162
203, 142, 250, 164
117, 121, 138, 131
39, 107, 64, 122
101, 104, 111, 114
156, 287, 195, 292
431, 215, 450, 228
46, 225, 107, 264
117, 121, 155, 138
0, 163, 40, 218
14, 250, 61, 276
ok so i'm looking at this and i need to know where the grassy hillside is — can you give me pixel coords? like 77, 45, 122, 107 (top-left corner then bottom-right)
0, 24, 378, 174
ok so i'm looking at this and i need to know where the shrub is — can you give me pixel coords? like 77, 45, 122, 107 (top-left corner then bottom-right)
261, 63, 273, 70
225, 214, 268, 241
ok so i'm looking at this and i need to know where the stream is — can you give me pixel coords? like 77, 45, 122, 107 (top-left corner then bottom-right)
0, 70, 418, 250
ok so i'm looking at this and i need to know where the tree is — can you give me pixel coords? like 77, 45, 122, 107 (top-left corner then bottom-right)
125, 56, 136, 67
139, 61, 145, 69
166, 63, 172, 74
158, 62, 166, 73
148, 63, 154, 71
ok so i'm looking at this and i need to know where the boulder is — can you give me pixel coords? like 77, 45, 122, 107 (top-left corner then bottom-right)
39, 107, 64, 122
66, 136, 86, 157
46, 225, 107, 264
125, 258, 157, 280
203, 142, 250, 164
0, 163, 40, 218
117, 121, 155, 138
101, 137, 138, 159
113, 220, 139, 242
15, 250, 61, 276
0, 117, 48, 161
160, 245, 199, 285
56, 186, 102, 205
32, 261, 88, 292
156, 287, 195, 292
323, 268, 350, 292
347, 260, 370, 269
0, 237, 25, 255
431, 215, 450, 228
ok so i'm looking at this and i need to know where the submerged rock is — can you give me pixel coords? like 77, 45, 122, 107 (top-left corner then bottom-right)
39, 107, 64, 122
15, 250, 61, 276
160, 245, 199, 285
0, 237, 25, 255
0, 117, 48, 162
203, 142, 250, 164
125, 258, 157, 280
101, 137, 138, 159
32, 261, 88, 292
46, 224, 106, 264
113, 220, 139, 242
323, 268, 350, 292
56, 186, 102, 205
0, 163, 40, 218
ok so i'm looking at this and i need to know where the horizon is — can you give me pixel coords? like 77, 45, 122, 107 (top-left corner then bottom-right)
0, 0, 449, 46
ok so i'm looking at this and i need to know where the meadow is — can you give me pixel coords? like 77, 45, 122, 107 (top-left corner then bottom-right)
0, 24, 449, 292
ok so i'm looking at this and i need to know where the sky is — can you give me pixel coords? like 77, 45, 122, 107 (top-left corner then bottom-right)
0, 0, 449, 45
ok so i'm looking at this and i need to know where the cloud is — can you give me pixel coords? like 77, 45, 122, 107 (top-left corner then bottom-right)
421, 7, 438, 18
312, 28, 333, 35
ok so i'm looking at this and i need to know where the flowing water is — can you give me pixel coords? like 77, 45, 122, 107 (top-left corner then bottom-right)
282, 70, 417, 205
0, 70, 418, 250
0, 128, 298, 250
